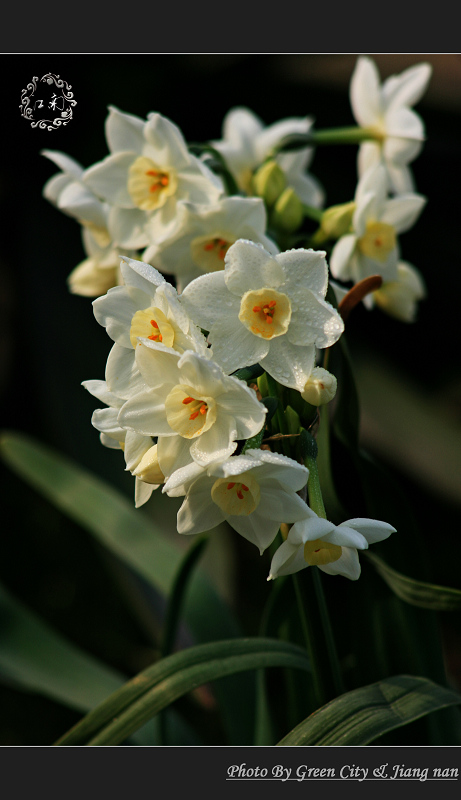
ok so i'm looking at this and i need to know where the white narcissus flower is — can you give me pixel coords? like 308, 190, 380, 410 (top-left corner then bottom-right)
370, 260, 427, 322
92, 256, 208, 398
329, 164, 426, 285
143, 196, 279, 292
180, 239, 344, 391
163, 449, 310, 554
83, 107, 224, 249
268, 508, 396, 580
82, 379, 163, 508
42, 149, 136, 297
212, 106, 324, 207
117, 342, 267, 478
350, 56, 432, 193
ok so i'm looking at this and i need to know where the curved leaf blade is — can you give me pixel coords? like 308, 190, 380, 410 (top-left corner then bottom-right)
366, 552, 461, 611
55, 637, 311, 746
276, 674, 461, 746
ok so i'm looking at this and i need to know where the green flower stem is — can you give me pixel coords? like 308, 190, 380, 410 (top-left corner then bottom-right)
292, 572, 327, 709
304, 450, 346, 699
302, 204, 323, 223
307, 126, 381, 146
265, 373, 291, 458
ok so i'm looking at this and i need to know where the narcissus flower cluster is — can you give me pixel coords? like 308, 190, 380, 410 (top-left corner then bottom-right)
41, 55, 435, 581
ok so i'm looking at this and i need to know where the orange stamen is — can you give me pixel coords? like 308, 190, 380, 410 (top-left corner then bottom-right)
227, 482, 235, 490
189, 410, 200, 420
268, 300, 276, 308
237, 490, 244, 499
182, 396, 194, 405
150, 320, 159, 328
199, 404, 207, 415
242, 485, 249, 491
253, 305, 261, 313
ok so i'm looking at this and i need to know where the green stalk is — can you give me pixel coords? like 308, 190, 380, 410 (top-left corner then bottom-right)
265, 373, 291, 458
307, 126, 382, 146
304, 446, 346, 698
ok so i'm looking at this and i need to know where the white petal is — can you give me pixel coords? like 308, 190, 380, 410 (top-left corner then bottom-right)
329, 234, 357, 280
135, 340, 180, 388
119, 256, 165, 295
135, 479, 156, 508
288, 290, 344, 348
383, 63, 432, 112
177, 481, 225, 535
105, 343, 145, 398
180, 271, 237, 329
83, 153, 135, 207
225, 240, 285, 295
92, 286, 137, 348
229, 512, 281, 554
350, 56, 383, 128
105, 106, 146, 154
259, 337, 316, 391
208, 316, 270, 375
381, 194, 426, 234
385, 106, 425, 141
118, 388, 172, 437
320, 547, 361, 579
41, 149, 83, 177
268, 539, 307, 578
57, 181, 107, 227
277, 248, 328, 297
190, 416, 237, 467
144, 112, 191, 170
107, 206, 149, 249
158, 434, 194, 477
338, 517, 396, 544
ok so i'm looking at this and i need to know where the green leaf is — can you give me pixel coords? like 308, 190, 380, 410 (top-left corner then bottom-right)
277, 675, 461, 746
55, 638, 311, 746
0, 431, 255, 744
365, 552, 461, 611
0, 581, 124, 713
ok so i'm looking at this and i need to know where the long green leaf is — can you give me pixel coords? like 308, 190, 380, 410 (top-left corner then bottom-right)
55, 638, 311, 746
0, 581, 125, 712
276, 674, 461, 746
0, 430, 255, 743
365, 552, 461, 611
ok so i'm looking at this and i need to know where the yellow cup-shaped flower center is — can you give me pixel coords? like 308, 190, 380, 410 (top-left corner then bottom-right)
303, 539, 342, 567
130, 306, 175, 349
211, 472, 260, 516
164, 384, 217, 439
190, 233, 235, 273
239, 288, 292, 340
357, 220, 396, 263
127, 156, 178, 211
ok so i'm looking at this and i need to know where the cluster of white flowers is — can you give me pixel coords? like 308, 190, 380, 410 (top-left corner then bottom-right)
41, 56, 433, 580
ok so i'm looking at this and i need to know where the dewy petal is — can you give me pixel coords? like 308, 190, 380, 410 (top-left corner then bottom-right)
383, 63, 432, 112
277, 249, 328, 297
177, 350, 226, 397
119, 255, 166, 295
329, 234, 358, 280
190, 416, 237, 467
217, 383, 266, 439
288, 289, 344, 348
224, 240, 285, 296
259, 337, 316, 391
91, 407, 125, 438
105, 106, 146, 154
180, 271, 238, 330
83, 153, 136, 208
209, 315, 270, 375
245, 449, 309, 493
380, 194, 426, 234
319, 547, 361, 580
350, 56, 383, 128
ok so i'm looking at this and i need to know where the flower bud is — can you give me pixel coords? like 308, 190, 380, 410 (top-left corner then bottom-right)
271, 187, 303, 233
132, 444, 165, 485
251, 160, 286, 206
320, 201, 355, 239
301, 367, 337, 406
372, 261, 426, 323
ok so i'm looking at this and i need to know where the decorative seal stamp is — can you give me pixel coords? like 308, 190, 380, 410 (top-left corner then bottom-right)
19, 73, 76, 130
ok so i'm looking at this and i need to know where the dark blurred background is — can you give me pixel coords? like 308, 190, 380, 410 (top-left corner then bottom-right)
1, 54, 461, 744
